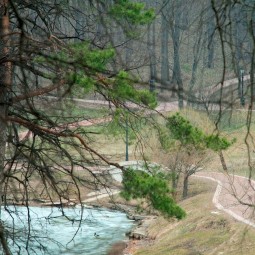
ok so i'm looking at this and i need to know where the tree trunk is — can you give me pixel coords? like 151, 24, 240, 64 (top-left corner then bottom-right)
160, 4, 170, 91
182, 173, 189, 199
207, 36, 215, 68
0, 221, 11, 255
187, 20, 203, 106
0, 1, 12, 254
207, 7, 215, 68
74, 1, 87, 41
219, 151, 228, 172
232, 5, 248, 98
125, 40, 133, 70
187, 58, 199, 106
148, 21, 157, 82
171, 169, 179, 199
0, 0, 11, 181
171, 9, 183, 108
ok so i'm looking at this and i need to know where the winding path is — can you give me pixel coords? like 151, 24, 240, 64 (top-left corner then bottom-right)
18, 101, 179, 140
90, 161, 255, 229
106, 161, 255, 229
193, 172, 255, 228
200, 74, 250, 97
16, 95, 255, 229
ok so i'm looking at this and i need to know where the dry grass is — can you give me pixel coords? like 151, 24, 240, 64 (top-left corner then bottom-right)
134, 178, 255, 255
69, 98, 255, 255
10, 107, 255, 254
86, 133, 138, 162
205, 111, 255, 178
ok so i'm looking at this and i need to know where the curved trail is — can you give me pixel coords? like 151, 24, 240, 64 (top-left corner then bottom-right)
194, 172, 255, 228
18, 101, 179, 140
16, 97, 255, 229
86, 162, 255, 229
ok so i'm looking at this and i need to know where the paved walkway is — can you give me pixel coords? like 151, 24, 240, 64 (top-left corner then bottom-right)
18, 116, 112, 140
83, 189, 120, 203
18, 101, 179, 140
16, 93, 255, 229
107, 163, 255, 229
194, 172, 255, 228
197, 74, 250, 97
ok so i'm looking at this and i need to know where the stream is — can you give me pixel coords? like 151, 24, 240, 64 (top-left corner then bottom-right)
1, 205, 134, 255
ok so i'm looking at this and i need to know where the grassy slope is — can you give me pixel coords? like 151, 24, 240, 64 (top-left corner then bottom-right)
205, 110, 255, 178
28, 103, 255, 253
134, 178, 255, 255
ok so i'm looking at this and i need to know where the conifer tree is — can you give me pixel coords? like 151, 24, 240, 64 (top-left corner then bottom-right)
0, 1, 155, 253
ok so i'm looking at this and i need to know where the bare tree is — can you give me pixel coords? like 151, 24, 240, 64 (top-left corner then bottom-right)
0, 0, 156, 253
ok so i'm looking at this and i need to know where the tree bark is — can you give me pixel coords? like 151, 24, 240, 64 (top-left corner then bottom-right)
171, 5, 183, 108
207, 6, 215, 68
171, 169, 179, 199
0, 0, 11, 183
148, 21, 157, 82
187, 17, 204, 106
0, 1, 11, 253
219, 151, 228, 172
0, 222, 11, 255
160, 3, 170, 91
182, 173, 189, 199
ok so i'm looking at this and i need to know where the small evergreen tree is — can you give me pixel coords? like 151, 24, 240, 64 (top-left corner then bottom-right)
166, 113, 233, 198
121, 168, 186, 219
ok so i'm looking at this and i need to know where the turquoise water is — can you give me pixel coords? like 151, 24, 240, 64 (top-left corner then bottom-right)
1, 206, 134, 255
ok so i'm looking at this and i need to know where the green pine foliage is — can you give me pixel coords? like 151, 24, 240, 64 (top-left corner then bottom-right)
167, 113, 204, 148
110, 0, 155, 25
138, 90, 157, 109
70, 43, 115, 72
121, 169, 186, 219
109, 0, 155, 38
167, 113, 233, 151
34, 44, 157, 108
33, 1, 157, 108
110, 70, 157, 108
105, 109, 148, 145
205, 135, 234, 151
158, 126, 173, 151
68, 73, 95, 93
